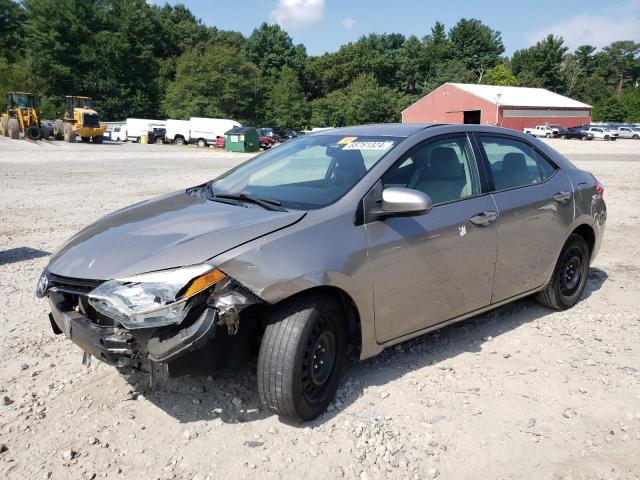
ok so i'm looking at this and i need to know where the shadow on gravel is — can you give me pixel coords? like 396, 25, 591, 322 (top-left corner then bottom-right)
125, 267, 609, 426
0, 247, 50, 265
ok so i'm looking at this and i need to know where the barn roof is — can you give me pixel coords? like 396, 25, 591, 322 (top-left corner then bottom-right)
449, 83, 592, 109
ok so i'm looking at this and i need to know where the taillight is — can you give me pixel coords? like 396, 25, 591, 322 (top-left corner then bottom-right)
594, 180, 604, 197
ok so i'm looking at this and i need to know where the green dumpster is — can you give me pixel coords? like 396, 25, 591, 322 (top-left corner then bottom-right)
224, 126, 260, 153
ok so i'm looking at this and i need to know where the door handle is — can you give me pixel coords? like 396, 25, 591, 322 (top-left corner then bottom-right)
553, 191, 572, 203
470, 211, 497, 226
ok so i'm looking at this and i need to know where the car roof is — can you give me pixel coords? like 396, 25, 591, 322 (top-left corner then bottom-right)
312, 124, 439, 138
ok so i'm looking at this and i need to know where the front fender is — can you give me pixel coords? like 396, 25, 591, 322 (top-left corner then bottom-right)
212, 207, 382, 360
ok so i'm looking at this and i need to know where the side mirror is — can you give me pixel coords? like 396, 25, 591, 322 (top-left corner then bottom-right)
380, 187, 433, 217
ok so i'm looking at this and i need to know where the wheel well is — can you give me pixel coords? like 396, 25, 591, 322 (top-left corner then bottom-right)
272, 286, 362, 355
572, 224, 595, 254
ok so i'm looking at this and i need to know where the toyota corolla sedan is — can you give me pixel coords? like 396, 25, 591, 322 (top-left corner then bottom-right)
36, 124, 606, 421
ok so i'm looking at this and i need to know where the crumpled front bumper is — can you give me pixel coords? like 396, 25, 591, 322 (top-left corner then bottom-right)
48, 292, 218, 369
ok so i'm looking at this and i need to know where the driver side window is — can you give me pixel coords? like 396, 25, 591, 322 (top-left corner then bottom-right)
382, 136, 480, 205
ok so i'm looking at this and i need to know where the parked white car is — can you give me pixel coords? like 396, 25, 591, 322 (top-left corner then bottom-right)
189, 117, 241, 148
616, 126, 640, 139
523, 125, 558, 138
125, 118, 167, 143
165, 119, 190, 145
586, 127, 619, 141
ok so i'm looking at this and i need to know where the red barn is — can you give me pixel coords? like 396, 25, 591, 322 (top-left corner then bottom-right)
402, 83, 592, 130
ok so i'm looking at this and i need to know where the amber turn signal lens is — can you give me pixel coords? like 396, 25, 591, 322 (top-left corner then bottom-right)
180, 269, 226, 299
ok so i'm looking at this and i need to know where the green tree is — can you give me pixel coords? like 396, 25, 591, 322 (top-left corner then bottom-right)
512, 35, 567, 92
244, 23, 306, 75
601, 40, 640, 93
621, 87, 640, 122
483, 64, 517, 86
448, 18, 504, 82
264, 67, 309, 129
311, 74, 401, 127
162, 45, 258, 122
0, 0, 26, 62
398, 35, 424, 94
592, 95, 627, 122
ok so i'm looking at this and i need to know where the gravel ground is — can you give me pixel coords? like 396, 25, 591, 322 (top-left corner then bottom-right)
1, 136, 639, 480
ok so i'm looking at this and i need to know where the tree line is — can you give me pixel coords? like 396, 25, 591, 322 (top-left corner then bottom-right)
1, 0, 639, 128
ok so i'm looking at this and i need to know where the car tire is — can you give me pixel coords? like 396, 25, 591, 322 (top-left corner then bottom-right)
545, 133, 551, 138
611, 137, 616, 141
93, 135, 103, 144
604, 136, 610, 141
197, 139, 207, 148
560, 135, 566, 140
8, 118, 20, 139
536, 234, 590, 311
174, 137, 185, 146
155, 137, 164, 144
257, 292, 347, 422
40, 126, 49, 139
633, 134, 639, 140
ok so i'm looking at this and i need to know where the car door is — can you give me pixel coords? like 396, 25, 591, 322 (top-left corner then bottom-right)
475, 134, 574, 304
365, 134, 499, 343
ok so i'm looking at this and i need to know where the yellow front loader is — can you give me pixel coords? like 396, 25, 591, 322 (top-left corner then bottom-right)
1, 92, 48, 140
53, 96, 106, 143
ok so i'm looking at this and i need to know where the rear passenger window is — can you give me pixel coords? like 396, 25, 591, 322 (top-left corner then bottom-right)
478, 136, 557, 190
382, 136, 480, 204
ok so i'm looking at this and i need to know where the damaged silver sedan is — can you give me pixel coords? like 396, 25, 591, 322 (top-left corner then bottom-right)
36, 124, 606, 421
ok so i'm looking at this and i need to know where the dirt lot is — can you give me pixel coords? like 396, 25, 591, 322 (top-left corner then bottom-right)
1, 136, 639, 480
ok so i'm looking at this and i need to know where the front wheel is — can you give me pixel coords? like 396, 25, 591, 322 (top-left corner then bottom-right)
174, 137, 185, 146
536, 234, 590, 310
560, 135, 566, 140
257, 292, 347, 422
197, 139, 207, 148
155, 137, 164, 144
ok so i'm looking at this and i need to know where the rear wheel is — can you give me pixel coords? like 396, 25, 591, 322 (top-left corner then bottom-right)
633, 134, 639, 139
155, 136, 164, 144
257, 292, 347, 422
8, 118, 19, 139
174, 137, 185, 146
560, 134, 566, 140
536, 234, 590, 310
53, 119, 64, 140
64, 124, 75, 143
26, 125, 42, 141
197, 138, 207, 148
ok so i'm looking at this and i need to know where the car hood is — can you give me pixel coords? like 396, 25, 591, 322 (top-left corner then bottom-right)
47, 189, 305, 280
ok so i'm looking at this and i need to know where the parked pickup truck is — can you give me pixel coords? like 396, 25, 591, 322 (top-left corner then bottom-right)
616, 126, 640, 139
523, 125, 558, 138
586, 127, 619, 141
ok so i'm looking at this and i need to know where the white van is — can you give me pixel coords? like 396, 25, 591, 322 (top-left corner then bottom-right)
125, 118, 167, 143
189, 117, 241, 147
165, 119, 191, 145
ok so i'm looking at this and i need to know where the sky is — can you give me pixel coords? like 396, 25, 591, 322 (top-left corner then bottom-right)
158, 0, 640, 55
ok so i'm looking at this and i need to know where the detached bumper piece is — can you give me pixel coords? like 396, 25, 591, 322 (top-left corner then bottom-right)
49, 306, 137, 368
147, 308, 217, 362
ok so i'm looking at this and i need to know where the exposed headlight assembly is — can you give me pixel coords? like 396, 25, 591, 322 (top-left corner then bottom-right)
88, 264, 226, 329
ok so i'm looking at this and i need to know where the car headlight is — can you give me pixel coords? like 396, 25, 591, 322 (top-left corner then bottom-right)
36, 269, 50, 298
88, 264, 226, 329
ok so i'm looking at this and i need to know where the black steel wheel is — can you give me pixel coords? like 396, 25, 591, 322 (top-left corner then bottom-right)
537, 234, 590, 310
258, 292, 346, 422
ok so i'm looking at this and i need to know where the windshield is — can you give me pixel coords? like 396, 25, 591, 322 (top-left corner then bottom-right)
11, 93, 33, 108
209, 134, 402, 210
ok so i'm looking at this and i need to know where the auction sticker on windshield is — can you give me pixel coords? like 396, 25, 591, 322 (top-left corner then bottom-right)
337, 136, 358, 144
343, 141, 394, 150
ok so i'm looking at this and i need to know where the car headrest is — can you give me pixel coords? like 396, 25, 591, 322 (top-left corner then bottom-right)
428, 147, 464, 180
502, 152, 527, 174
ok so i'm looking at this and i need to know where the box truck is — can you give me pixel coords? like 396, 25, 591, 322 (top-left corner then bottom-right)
125, 118, 167, 143
189, 117, 241, 147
